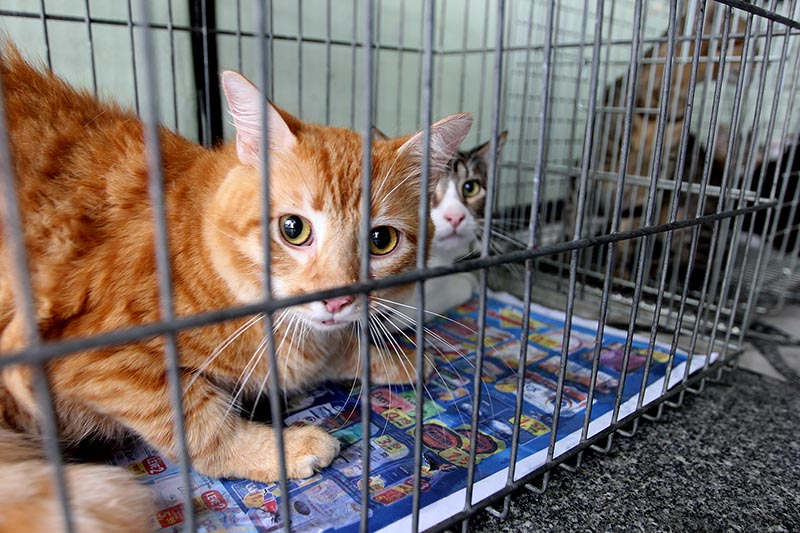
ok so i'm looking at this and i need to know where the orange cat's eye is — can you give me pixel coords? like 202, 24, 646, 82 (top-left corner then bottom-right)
462, 179, 482, 198
279, 214, 312, 246
370, 226, 399, 256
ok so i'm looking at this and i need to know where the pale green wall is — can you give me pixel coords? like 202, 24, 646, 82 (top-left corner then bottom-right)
0, 0, 197, 138
1, 0, 798, 211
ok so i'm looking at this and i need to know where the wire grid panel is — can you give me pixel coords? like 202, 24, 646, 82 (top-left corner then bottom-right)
0, 0, 797, 532
489, 0, 800, 342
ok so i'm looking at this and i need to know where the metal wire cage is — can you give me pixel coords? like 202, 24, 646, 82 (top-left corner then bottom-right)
0, 0, 798, 531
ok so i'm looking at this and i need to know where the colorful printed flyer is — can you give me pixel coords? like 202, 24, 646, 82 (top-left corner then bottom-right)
108, 291, 715, 532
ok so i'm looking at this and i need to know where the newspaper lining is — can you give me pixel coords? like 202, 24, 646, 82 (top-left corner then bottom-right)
107, 291, 715, 532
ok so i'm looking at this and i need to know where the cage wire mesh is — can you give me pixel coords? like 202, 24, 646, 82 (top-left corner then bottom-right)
0, 0, 799, 531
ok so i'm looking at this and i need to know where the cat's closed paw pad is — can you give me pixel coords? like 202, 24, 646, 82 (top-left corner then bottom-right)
283, 425, 341, 479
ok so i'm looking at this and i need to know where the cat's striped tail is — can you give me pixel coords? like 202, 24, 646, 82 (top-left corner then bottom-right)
0, 430, 154, 533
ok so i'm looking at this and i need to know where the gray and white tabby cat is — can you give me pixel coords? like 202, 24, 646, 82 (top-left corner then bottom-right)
373, 128, 508, 324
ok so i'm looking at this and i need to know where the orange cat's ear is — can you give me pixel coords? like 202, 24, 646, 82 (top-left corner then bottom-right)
398, 113, 473, 175
221, 70, 296, 167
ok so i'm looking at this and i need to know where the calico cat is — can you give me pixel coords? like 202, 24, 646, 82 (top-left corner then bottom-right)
372, 128, 507, 323
429, 131, 508, 264
0, 46, 472, 532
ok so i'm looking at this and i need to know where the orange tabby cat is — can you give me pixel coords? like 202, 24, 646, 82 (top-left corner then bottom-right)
0, 45, 472, 532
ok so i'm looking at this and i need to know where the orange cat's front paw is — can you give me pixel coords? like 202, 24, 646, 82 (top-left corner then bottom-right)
282, 425, 341, 479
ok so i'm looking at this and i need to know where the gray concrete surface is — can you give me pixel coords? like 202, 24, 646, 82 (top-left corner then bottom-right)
470, 305, 800, 533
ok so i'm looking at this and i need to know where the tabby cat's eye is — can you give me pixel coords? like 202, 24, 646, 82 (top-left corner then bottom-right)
279, 214, 312, 246
462, 179, 482, 198
370, 226, 399, 256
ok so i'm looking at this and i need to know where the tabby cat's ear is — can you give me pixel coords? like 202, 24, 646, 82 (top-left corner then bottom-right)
221, 70, 296, 167
471, 130, 508, 163
399, 113, 473, 175
372, 126, 390, 141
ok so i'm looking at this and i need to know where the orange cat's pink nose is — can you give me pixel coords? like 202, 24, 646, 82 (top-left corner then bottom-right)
323, 296, 353, 314
444, 208, 465, 229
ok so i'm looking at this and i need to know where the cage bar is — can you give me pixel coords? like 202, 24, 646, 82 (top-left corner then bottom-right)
462, 2, 506, 531
134, 0, 195, 528
410, 0, 435, 530
0, 1, 797, 532
359, 1, 375, 530
254, 0, 292, 530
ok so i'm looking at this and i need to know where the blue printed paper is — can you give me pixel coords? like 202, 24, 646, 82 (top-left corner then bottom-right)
107, 291, 714, 532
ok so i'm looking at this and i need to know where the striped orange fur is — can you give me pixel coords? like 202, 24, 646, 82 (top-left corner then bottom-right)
0, 44, 471, 532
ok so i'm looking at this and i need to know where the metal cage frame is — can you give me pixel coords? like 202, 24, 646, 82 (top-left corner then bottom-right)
0, 0, 798, 531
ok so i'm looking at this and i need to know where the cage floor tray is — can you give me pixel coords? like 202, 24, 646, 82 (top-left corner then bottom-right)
107, 292, 715, 532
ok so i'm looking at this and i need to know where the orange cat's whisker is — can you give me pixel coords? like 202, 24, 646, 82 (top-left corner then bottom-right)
184, 312, 266, 394
370, 312, 430, 382
334, 322, 361, 420
249, 312, 297, 420
369, 326, 397, 437
226, 336, 271, 417
368, 312, 451, 425
370, 316, 433, 436
282, 315, 310, 406
371, 300, 476, 371
381, 169, 425, 205
334, 322, 364, 426
373, 296, 478, 335
373, 297, 510, 374
371, 153, 403, 199
276, 314, 298, 363
372, 302, 499, 424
